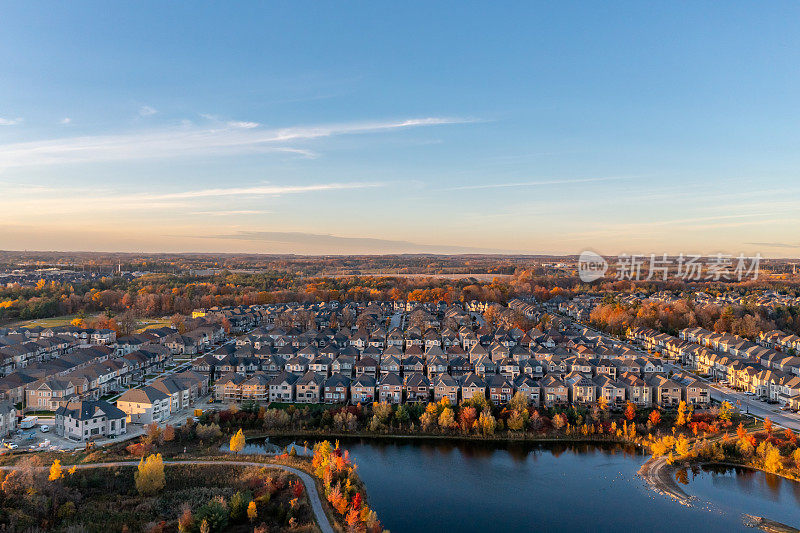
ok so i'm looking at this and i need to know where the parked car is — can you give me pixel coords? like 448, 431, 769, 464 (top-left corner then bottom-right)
40, 425, 50, 433
5, 443, 18, 450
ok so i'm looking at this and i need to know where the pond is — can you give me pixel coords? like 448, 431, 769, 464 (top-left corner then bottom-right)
336, 439, 800, 533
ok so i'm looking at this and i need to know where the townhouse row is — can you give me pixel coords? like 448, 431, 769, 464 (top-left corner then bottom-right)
629, 326, 800, 408
211, 365, 709, 409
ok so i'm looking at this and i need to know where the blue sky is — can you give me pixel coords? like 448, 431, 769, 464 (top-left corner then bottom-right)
1, 2, 799, 255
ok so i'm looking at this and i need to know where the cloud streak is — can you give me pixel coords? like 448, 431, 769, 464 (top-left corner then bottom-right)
138, 105, 158, 117
139, 182, 383, 201
440, 175, 638, 191
0, 117, 22, 126
0, 116, 469, 168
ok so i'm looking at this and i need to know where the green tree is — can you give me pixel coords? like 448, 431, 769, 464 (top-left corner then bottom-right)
196, 499, 228, 532
229, 491, 250, 522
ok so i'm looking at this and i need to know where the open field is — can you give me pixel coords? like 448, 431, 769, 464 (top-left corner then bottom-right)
8, 314, 171, 333
136, 317, 173, 332
8, 314, 90, 328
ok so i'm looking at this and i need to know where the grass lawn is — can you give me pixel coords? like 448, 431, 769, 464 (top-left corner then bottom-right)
136, 317, 173, 333
8, 314, 92, 328
11, 314, 171, 333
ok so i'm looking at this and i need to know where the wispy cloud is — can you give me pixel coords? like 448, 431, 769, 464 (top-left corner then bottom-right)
2, 181, 381, 217
745, 241, 800, 249
0, 116, 469, 168
139, 182, 382, 201
190, 209, 272, 216
440, 175, 637, 191
59, 117, 72, 125
0, 117, 22, 126
138, 105, 158, 117
227, 121, 259, 129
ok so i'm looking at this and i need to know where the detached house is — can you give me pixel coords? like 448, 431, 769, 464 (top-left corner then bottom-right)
379, 373, 403, 404
296, 371, 325, 403
116, 386, 171, 424
55, 399, 127, 442
350, 375, 377, 404
269, 372, 299, 402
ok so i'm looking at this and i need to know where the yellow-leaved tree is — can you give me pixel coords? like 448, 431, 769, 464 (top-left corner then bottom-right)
49, 459, 63, 481
230, 429, 246, 454
135, 453, 165, 495
247, 500, 257, 522
438, 407, 455, 430
675, 401, 688, 426
764, 444, 783, 473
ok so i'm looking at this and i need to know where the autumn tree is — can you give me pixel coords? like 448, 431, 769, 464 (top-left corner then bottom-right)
675, 434, 691, 457
171, 314, 187, 334
736, 422, 747, 442
507, 410, 526, 431
135, 453, 165, 495
420, 403, 437, 432
230, 429, 246, 453
346, 508, 361, 532
718, 401, 733, 421
597, 396, 608, 412
763, 417, 773, 435
508, 391, 529, 413
624, 402, 636, 421
438, 407, 455, 430
247, 501, 257, 522
144, 422, 163, 446
48, 459, 63, 481
648, 409, 661, 427
764, 445, 783, 473
178, 504, 194, 533
459, 406, 477, 432
478, 411, 496, 436
675, 401, 688, 426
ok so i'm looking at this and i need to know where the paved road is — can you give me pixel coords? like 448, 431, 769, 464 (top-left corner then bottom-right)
0, 459, 334, 533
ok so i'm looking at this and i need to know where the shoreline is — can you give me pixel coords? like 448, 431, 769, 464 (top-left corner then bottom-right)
249, 429, 640, 448
637, 456, 799, 533
256, 431, 800, 533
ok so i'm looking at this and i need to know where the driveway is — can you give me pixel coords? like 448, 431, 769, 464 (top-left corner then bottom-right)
0, 459, 334, 533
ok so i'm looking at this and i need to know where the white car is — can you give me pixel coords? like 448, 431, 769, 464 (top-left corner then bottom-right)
5, 443, 18, 450
40, 425, 49, 433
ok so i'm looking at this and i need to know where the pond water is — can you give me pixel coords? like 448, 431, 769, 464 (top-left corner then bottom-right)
333, 439, 800, 533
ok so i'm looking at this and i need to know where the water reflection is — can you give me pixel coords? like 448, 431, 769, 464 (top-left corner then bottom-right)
334, 439, 800, 533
